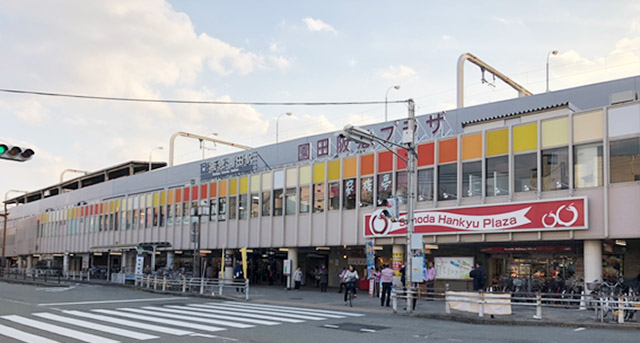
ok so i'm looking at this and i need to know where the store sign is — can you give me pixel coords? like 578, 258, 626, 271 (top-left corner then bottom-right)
364, 197, 587, 237
200, 152, 258, 180
480, 246, 572, 253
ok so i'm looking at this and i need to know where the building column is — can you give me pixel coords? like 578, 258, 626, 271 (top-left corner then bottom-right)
63, 254, 70, 275
584, 240, 602, 291
287, 248, 298, 289
17, 256, 24, 270
26, 256, 33, 270
392, 245, 404, 287
82, 253, 90, 271
167, 252, 175, 270
224, 249, 234, 280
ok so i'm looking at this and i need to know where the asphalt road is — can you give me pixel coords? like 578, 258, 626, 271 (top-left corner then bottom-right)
0, 281, 637, 343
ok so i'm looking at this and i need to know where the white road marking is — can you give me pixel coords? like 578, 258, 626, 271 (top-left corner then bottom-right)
120, 308, 254, 329
92, 309, 226, 333
323, 324, 340, 328
0, 323, 61, 343
574, 328, 586, 332
222, 301, 365, 317
63, 310, 192, 335
217, 302, 346, 318
1, 315, 119, 343
38, 297, 185, 306
202, 304, 328, 321
187, 304, 305, 323
35, 285, 76, 293
153, 306, 281, 325
360, 328, 376, 333
33, 312, 158, 341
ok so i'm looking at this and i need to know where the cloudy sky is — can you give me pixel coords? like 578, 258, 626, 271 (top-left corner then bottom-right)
1, 1, 640, 201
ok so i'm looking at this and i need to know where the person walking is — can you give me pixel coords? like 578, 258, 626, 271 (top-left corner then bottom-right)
342, 265, 359, 304
373, 267, 381, 297
293, 267, 303, 290
233, 263, 245, 293
470, 262, 487, 291
319, 265, 328, 292
379, 264, 394, 307
425, 261, 436, 299
337, 267, 347, 293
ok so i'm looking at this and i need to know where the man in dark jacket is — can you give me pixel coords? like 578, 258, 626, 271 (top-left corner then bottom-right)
469, 262, 486, 291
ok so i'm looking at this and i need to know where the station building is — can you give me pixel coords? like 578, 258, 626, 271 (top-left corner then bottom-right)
2, 75, 640, 291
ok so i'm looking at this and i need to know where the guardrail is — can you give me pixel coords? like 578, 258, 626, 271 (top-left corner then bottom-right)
131, 274, 250, 300
0, 268, 92, 283
392, 284, 640, 324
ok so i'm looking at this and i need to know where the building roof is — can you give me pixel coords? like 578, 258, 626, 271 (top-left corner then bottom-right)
461, 102, 575, 127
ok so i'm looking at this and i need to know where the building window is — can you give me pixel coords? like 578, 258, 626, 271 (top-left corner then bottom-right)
250, 194, 259, 218
127, 210, 133, 229
153, 207, 159, 227
273, 189, 284, 216
159, 206, 164, 226
486, 155, 508, 196
261, 191, 271, 216
360, 177, 373, 207
574, 142, 603, 188
209, 199, 218, 221
438, 163, 457, 200
343, 178, 356, 210
140, 209, 146, 228
377, 173, 392, 206
285, 188, 297, 215
299, 186, 310, 213
239, 194, 248, 219
313, 183, 325, 213
396, 172, 408, 205
229, 196, 237, 220
462, 161, 481, 197
514, 153, 537, 192
417, 168, 434, 202
329, 182, 340, 210
542, 147, 569, 191
218, 198, 226, 221
610, 137, 640, 183
182, 203, 189, 225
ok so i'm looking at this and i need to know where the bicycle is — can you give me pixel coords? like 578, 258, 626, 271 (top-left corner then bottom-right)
344, 281, 357, 307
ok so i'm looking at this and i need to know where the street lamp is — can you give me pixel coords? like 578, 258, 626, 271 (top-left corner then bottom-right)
148, 146, 164, 171
385, 85, 401, 122
546, 50, 559, 93
276, 112, 292, 143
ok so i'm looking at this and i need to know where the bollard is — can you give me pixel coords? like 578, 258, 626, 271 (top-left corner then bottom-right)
245, 279, 250, 301
445, 283, 451, 314
579, 291, 586, 310
162, 277, 167, 292
200, 277, 205, 295
618, 296, 625, 324
218, 280, 223, 296
407, 287, 413, 314
534, 292, 542, 319
392, 290, 398, 313
478, 291, 484, 318
153, 276, 158, 290
182, 278, 187, 293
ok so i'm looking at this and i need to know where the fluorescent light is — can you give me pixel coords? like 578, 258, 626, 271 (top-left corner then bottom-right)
92, 253, 102, 256
615, 240, 627, 246
373, 246, 384, 251
246, 249, 253, 253
316, 247, 330, 251
279, 248, 289, 252
424, 244, 439, 250
200, 250, 212, 254
109, 252, 122, 256
175, 251, 183, 254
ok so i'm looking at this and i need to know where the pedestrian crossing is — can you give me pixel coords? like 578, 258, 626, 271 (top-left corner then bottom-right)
0, 301, 365, 343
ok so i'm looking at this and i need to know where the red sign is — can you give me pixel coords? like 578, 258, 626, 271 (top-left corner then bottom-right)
363, 197, 587, 237
480, 247, 573, 253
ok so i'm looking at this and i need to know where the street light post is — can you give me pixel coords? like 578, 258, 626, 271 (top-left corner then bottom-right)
276, 112, 292, 143
385, 85, 401, 122
148, 146, 164, 171
546, 50, 559, 93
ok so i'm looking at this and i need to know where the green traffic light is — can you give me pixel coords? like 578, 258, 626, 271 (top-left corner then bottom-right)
0, 144, 7, 154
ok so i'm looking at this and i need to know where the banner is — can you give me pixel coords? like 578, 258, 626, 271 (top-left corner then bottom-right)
434, 257, 473, 280
364, 197, 587, 237
240, 247, 248, 280
392, 252, 403, 276
365, 241, 375, 279
220, 248, 225, 279
446, 291, 512, 315
135, 254, 144, 275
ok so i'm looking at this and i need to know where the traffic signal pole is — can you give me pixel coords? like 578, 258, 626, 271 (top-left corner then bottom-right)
405, 99, 416, 314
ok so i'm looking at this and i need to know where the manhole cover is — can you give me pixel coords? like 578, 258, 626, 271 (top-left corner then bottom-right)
322, 323, 388, 333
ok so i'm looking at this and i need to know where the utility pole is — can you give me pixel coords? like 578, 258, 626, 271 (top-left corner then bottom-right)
405, 99, 417, 314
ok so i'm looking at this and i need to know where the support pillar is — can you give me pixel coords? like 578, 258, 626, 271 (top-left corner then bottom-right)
392, 244, 404, 287
167, 252, 175, 270
584, 240, 602, 291
287, 248, 298, 290
17, 256, 24, 270
151, 246, 157, 272
26, 256, 33, 270
224, 249, 234, 280
63, 255, 70, 275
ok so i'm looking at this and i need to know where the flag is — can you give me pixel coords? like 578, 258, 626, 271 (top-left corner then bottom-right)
240, 247, 248, 280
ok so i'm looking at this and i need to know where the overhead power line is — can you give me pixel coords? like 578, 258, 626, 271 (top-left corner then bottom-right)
0, 88, 407, 106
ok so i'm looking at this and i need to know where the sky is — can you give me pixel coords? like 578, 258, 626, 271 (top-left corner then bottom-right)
1, 0, 640, 202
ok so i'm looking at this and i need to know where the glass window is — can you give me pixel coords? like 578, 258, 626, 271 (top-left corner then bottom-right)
139, 209, 145, 228
515, 153, 537, 192
438, 163, 457, 200
200, 201, 208, 223
261, 191, 271, 216
329, 182, 340, 210
377, 173, 392, 206
417, 168, 434, 202
610, 137, 640, 183
299, 186, 310, 213
462, 161, 481, 197
360, 177, 373, 207
396, 172, 407, 205
209, 199, 218, 221
218, 198, 226, 221
182, 203, 189, 225
251, 194, 260, 218
153, 207, 159, 227
285, 188, 296, 215
574, 142, 603, 188
159, 206, 165, 226
239, 194, 248, 219
174, 203, 181, 225
273, 189, 284, 216
126, 210, 132, 229
542, 147, 569, 191
343, 178, 356, 210
486, 156, 508, 196
229, 196, 237, 220
313, 183, 325, 213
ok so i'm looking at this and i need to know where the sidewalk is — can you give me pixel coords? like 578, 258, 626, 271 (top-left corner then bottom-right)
244, 284, 640, 330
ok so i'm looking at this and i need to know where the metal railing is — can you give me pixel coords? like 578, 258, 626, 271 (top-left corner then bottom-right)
0, 268, 91, 283
132, 274, 250, 300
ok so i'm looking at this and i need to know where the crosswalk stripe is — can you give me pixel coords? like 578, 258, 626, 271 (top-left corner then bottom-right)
0, 323, 61, 343
92, 309, 226, 333
33, 312, 158, 341
63, 310, 193, 336
217, 302, 346, 318
200, 304, 328, 320
222, 301, 365, 317
186, 304, 305, 323
151, 306, 281, 326
1, 315, 119, 343
119, 308, 254, 329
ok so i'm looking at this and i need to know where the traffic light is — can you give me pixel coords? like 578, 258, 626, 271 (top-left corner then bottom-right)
0, 143, 35, 162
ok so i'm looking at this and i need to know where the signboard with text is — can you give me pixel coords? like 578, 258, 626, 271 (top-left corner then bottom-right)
364, 197, 587, 237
